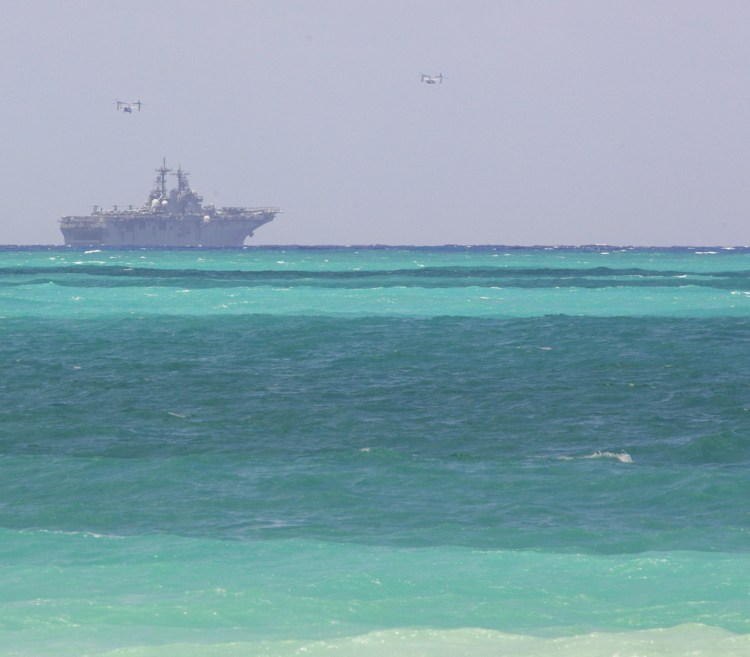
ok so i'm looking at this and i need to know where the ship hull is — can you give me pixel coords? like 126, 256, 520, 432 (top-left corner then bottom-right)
60, 161, 279, 247
60, 214, 275, 247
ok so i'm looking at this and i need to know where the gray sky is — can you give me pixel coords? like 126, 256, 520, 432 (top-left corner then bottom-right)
2, 0, 750, 246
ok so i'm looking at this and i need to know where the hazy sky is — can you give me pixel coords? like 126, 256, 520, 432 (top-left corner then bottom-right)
2, 0, 750, 246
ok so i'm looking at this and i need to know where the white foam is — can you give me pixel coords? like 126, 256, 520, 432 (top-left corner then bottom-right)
31, 528, 125, 540
87, 625, 748, 657
583, 450, 633, 463
557, 451, 633, 463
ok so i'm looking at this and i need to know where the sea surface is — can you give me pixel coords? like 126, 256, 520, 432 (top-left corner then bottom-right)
1, 245, 749, 656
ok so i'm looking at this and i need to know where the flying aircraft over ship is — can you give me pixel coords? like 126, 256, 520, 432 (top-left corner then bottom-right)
116, 100, 142, 113
420, 73, 444, 84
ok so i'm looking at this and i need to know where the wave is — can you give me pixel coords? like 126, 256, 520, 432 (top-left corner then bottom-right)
4, 264, 750, 291
557, 450, 634, 463
56, 625, 750, 657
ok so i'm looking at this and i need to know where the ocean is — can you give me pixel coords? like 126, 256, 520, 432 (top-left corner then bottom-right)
1, 245, 748, 656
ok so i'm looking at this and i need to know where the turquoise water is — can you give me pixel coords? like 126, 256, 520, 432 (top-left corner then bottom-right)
1, 246, 749, 656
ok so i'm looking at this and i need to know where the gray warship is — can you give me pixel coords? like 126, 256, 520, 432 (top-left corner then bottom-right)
60, 160, 280, 247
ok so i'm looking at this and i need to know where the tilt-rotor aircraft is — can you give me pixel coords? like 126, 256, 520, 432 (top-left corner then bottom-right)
116, 100, 142, 113
420, 73, 444, 84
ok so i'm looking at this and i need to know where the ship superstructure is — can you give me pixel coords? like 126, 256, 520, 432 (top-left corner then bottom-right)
60, 160, 280, 247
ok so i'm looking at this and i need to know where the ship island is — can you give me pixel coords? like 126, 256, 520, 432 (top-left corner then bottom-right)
60, 160, 280, 247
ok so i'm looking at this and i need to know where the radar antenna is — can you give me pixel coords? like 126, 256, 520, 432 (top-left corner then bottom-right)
154, 158, 172, 198
173, 165, 190, 193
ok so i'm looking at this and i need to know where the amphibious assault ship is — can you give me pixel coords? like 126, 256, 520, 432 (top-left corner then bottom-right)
60, 161, 280, 247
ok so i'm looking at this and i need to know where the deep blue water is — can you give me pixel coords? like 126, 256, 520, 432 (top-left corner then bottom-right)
1, 246, 749, 656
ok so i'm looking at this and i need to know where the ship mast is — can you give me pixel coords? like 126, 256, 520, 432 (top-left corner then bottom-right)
155, 157, 172, 198
174, 165, 190, 193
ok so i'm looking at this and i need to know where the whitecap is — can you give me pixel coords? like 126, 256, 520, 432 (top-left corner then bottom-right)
583, 450, 633, 463
31, 529, 124, 540
555, 451, 633, 463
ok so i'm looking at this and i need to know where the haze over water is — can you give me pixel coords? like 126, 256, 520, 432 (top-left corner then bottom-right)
1, 245, 749, 656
